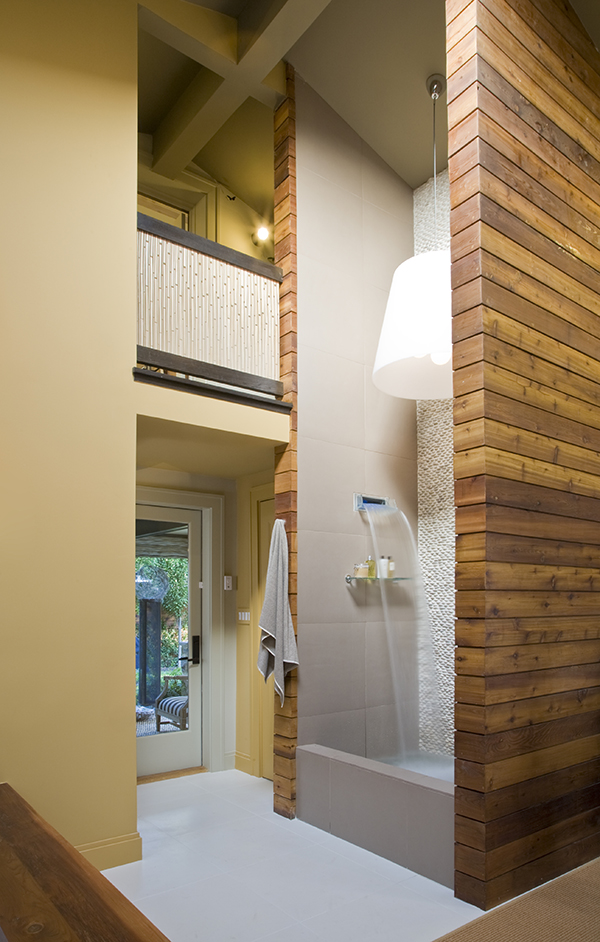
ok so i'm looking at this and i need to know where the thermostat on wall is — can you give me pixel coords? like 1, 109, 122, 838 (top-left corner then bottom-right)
224, 575, 233, 590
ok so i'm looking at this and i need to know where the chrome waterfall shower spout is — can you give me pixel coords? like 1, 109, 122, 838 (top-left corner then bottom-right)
346, 497, 449, 766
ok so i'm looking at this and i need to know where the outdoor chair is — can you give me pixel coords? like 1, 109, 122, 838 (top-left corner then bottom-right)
154, 676, 188, 732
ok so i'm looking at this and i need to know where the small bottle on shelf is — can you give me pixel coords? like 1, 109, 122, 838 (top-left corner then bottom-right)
388, 555, 395, 575
377, 555, 389, 578
366, 555, 376, 578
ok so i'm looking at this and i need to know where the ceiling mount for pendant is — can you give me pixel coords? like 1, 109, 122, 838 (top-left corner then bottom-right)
426, 74, 446, 101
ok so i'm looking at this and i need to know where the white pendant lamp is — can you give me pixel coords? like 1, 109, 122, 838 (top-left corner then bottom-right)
373, 75, 452, 401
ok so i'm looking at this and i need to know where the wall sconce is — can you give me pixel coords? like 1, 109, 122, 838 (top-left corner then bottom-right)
252, 225, 270, 245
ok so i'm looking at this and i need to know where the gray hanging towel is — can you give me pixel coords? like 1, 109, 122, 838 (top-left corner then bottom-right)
257, 519, 299, 705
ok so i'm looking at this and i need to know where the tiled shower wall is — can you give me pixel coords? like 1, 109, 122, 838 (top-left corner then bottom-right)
417, 398, 454, 755
414, 172, 454, 756
295, 78, 417, 757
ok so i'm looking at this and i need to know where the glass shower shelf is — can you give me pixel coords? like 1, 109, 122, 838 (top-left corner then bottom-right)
345, 574, 411, 584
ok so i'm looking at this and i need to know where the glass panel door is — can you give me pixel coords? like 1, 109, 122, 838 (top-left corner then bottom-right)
135, 520, 190, 738
135, 505, 202, 776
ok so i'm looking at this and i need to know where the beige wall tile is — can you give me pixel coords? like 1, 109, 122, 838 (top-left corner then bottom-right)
296, 748, 331, 831
296, 167, 362, 275
364, 381, 418, 463
365, 622, 395, 708
361, 283, 391, 368
298, 709, 366, 756
298, 345, 365, 449
298, 623, 366, 718
298, 530, 368, 624
366, 704, 402, 760
364, 452, 418, 529
297, 436, 365, 535
361, 140, 414, 219
296, 79, 420, 778
296, 77, 363, 198
297, 252, 365, 364
362, 200, 414, 293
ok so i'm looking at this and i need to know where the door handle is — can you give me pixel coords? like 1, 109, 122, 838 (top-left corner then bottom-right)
178, 637, 200, 665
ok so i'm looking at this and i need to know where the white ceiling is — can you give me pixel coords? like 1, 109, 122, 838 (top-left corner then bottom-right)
573, 0, 600, 46
288, 0, 448, 190
137, 414, 279, 478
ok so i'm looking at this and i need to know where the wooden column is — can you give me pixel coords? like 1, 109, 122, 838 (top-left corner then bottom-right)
448, 0, 600, 910
272, 63, 298, 818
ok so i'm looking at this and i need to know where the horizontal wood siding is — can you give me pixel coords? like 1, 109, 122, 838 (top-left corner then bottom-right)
272, 63, 298, 818
448, 0, 600, 910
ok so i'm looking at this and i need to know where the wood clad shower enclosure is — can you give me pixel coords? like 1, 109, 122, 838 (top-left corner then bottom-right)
448, 0, 600, 910
273, 64, 299, 818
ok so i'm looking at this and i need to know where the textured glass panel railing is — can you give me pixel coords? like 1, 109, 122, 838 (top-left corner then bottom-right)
137, 227, 280, 382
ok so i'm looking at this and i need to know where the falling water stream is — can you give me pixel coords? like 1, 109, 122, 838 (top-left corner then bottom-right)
363, 503, 453, 781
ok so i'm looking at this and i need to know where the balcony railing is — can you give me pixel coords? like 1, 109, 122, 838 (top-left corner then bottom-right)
135, 214, 289, 412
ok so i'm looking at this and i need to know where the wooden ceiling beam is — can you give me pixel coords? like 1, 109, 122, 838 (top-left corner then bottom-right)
139, 1, 282, 111
139, 0, 237, 73
145, 0, 333, 179
237, 0, 330, 65
153, 79, 248, 179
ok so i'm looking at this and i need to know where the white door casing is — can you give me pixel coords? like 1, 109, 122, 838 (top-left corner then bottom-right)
136, 487, 225, 775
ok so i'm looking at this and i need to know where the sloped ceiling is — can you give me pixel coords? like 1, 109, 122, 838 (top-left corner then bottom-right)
573, 0, 600, 49
193, 96, 275, 218
139, 0, 600, 211
287, 0, 448, 190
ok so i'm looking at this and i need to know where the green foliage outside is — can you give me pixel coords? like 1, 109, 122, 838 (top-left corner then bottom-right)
136, 556, 189, 623
136, 556, 190, 700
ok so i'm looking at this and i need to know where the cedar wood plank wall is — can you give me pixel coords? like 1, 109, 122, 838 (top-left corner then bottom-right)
448, 0, 600, 909
273, 64, 298, 817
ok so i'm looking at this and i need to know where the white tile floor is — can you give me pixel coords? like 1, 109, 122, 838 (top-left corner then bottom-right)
103, 770, 481, 942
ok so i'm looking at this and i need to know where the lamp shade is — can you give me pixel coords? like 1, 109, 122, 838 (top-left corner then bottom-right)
372, 249, 452, 400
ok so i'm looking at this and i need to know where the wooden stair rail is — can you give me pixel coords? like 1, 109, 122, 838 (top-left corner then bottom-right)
0, 783, 170, 942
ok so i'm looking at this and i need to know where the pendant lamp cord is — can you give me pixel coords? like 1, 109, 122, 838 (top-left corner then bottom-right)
426, 74, 445, 250
432, 85, 438, 251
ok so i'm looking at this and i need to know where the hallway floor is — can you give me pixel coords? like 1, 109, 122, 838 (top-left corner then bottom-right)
103, 770, 481, 942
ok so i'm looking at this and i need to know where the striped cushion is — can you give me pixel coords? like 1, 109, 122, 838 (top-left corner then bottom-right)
158, 696, 188, 717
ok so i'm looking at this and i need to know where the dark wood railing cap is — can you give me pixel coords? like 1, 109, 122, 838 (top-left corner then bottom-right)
134, 347, 292, 414
137, 213, 283, 283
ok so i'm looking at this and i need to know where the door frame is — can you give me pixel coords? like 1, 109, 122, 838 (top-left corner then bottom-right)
135, 503, 202, 776
249, 482, 275, 779
136, 486, 225, 771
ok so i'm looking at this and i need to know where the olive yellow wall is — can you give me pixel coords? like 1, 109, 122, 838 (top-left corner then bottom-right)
235, 470, 275, 775
0, 0, 140, 869
0, 0, 287, 868
138, 138, 274, 263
